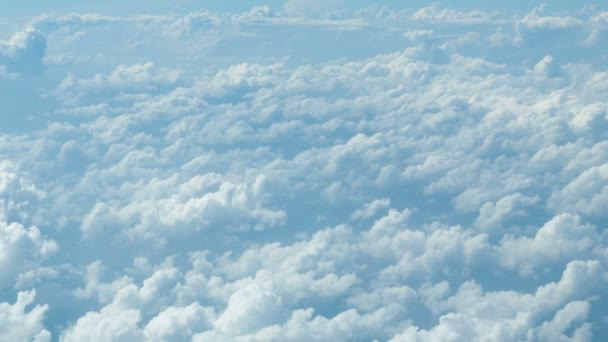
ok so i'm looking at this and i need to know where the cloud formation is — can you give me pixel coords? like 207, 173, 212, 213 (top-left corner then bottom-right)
1, 2, 608, 341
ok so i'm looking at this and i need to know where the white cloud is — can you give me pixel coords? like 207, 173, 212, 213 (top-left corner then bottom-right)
391, 260, 605, 341
0, 211, 59, 288
60, 306, 144, 342
53, 62, 183, 105
515, 5, 585, 46
350, 198, 391, 221
535, 301, 593, 342
0, 291, 51, 342
534, 55, 560, 78
474, 193, 540, 233
144, 303, 215, 341
549, 163, 608, 218
80, 173, 287, 241
74, 261, 133, 304
215, 283, 287, 336
0, 164, 57, 289
411, 6, 494, 25
497, 214, 605, 277
518, 5, 583, 30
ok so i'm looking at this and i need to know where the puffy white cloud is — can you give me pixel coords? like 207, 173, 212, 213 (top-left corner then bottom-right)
80, 173, 286, 242
534, 301, 593, 342
350, 197, 391, 221
391, 261, 605, 342
74, 261, 133, 304
144, 303, 215, 341
569, 102, 608, 132
49, 205, 608, 341
0, 163, 57, 289
60, 306, 144, 342
474, 193, 540, 233
0, 161, 45, 222
222, 306, 407, 342
549, 163, 608, 218
497, 214, 606, 277
0, 290, 51, 342
62, 264, 183, 341
214, 283, 287, 336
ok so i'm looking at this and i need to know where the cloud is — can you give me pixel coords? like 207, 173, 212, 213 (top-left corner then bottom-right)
214, 283, 287, 336
549, 163, 608, 218
53, 202, 608, 340
0, 290, 51, 342
1, 3, 608, 341
411, 5, 494, 25
473, 193, 540, 233
0, 220, 58, 288
534, 55, 560, 78
80, 173, 287, 242
391, 260, 604, 341
350, 198, 391, 221
144, 303, 215, 341
496, 214, 606, 277
519, 5, 583, 30
0, 163, 57, 289
515, 5, 585, 46
0, 27, 47, 75
60, 306, 144, 342
53, 62, 184, 105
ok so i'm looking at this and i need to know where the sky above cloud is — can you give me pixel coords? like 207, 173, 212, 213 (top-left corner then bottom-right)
1, 1, 608, 341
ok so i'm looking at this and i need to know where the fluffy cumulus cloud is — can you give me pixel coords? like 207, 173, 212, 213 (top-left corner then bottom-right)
1, 1, 608, 341
0, 162, 57, 289
0, 291, 51, 342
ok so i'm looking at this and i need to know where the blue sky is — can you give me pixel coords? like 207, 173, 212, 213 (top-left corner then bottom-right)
1, 1, 608, 341
4, 1, 604, 19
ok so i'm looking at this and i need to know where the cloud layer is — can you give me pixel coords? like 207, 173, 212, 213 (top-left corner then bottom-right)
1, 2, 608, 341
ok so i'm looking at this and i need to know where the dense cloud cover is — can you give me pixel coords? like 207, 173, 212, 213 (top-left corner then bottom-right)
1, 2, 608, 341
